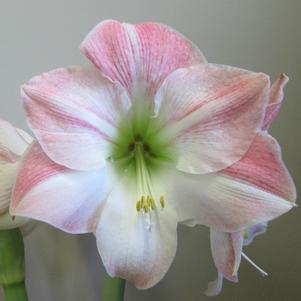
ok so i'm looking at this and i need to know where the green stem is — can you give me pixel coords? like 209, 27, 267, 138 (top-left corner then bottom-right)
0, 229, 28, 301
3, 282, 28, 301
103, 273, 125, 301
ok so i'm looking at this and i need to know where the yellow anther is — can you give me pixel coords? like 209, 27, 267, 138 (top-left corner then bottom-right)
147, 196, 151, 207
160, 196, 165, 209
136, 200, 141, 212
144, 204, 149, 213
150, 197, 156, 210
136, 195, 165, 214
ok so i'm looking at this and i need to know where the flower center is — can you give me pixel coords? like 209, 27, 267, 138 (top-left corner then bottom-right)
109, 108, 175, 230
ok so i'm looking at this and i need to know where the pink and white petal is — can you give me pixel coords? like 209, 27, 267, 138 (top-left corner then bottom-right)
0, 211, 29, 230
244, 222, 268, 246
81, 20, 205, 98
210, 229, 243, 281
171, 173, 294, 232
262, 74, 289, 131
0, 119, 31, 157
222, 133, 296, 202
156, 64, 270, 174
172, 134, 295, 231
0, 161, 17, 213
204, 272, 224, 297
22, 65, 131, 171
11, 143, 114, 233
96, 177, 178, 289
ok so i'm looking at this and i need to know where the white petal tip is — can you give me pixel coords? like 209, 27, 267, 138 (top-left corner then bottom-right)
204, 273, 224, 297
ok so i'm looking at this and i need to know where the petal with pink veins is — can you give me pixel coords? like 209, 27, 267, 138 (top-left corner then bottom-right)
222, 133, 296, 201
22, 66, 131, 171
173, 133, 296, 231
96, 176, 178, 289
11, 142, 114, 233
80, 20, 205, 98
155, 64, 270, 174
262, 74, 289, 131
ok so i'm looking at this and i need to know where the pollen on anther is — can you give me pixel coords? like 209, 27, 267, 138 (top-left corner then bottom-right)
150, 197, 156, 210
160, 196, 165, 209
146, 196, 151, 206
136, 200, 141, 212
136, 195, 165, 214
144, 204, 149, 213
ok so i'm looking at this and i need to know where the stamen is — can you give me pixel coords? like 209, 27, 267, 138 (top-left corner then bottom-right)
150, 197, 156, 210
136, 200, 141, 212
136, 195, 163, 214
133, 142, 166, 231
146, 196, 151, 207
241, 252, 268, 277
160, 196, 165, 209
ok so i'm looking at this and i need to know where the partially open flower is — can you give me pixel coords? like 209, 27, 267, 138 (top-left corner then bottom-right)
0, 120, 33, 229
11, 20, 296, 289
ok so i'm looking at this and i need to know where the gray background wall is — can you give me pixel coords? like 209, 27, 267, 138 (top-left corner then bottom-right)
0, 0, 300, 300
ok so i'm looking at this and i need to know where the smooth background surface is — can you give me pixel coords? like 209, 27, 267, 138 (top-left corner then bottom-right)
0, 0, 300, 300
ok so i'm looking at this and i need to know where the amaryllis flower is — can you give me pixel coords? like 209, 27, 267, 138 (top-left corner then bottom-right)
0, 119, 33, 229
11, 20, 296, 289
205, 74, 296, 296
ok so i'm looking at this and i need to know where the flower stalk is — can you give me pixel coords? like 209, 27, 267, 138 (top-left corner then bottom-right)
0, 229, 28, 301
103, 273, 125, 301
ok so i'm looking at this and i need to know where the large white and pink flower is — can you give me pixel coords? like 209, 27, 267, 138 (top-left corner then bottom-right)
10, 20, 296, 289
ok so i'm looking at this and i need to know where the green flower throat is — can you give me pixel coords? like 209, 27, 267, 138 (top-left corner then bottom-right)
109, 108, 175, 217
110, 108, 175, 176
